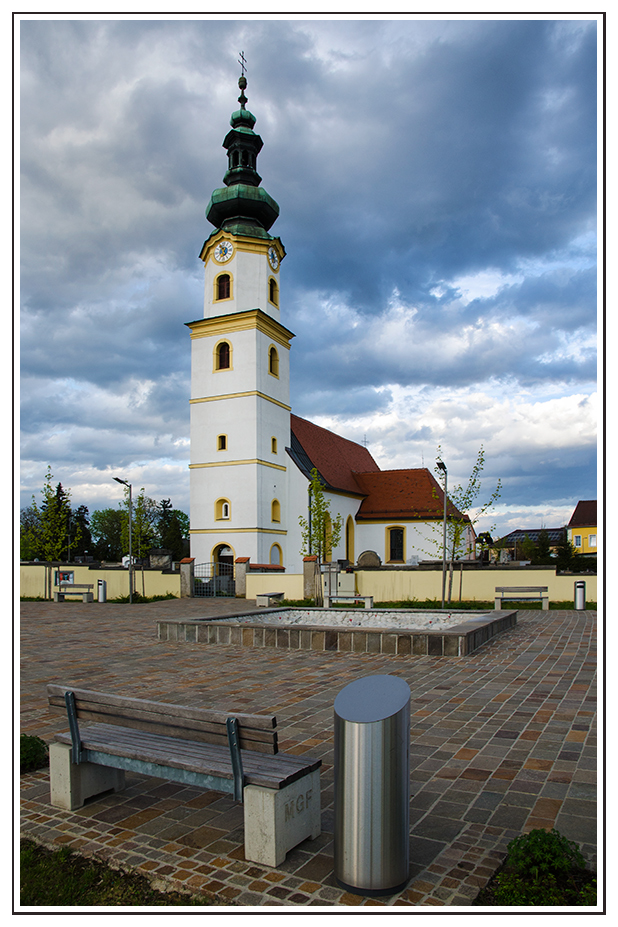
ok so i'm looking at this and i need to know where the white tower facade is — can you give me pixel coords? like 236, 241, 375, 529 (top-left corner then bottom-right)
188, 75, 294, 569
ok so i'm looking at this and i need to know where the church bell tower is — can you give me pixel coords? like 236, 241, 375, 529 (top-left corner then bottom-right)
187, 68, 293, 569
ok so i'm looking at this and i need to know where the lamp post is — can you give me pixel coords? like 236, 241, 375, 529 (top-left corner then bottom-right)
437, 461, 447, 609
113, 477, 133, 604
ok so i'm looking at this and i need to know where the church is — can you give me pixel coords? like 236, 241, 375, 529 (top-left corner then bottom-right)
187, 72, 473, 575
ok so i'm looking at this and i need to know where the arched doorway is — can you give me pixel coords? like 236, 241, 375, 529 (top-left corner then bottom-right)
213, 543, 234, 566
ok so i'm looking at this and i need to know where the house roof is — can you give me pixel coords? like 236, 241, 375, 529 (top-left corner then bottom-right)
568, 500, 597, 528
289, 414, 379, 495
354, 469, 466, 522
498, 528, 565, 546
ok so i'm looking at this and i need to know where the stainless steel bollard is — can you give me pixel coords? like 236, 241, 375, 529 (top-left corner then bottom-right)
334, 674, 410, 896
574, 580, 586, 610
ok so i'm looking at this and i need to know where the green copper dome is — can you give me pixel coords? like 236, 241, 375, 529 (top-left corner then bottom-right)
206, 74, 279, 237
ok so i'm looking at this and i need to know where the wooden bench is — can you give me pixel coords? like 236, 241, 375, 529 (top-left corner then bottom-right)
323, 595, 374, 609
256, 592, 285, 607
54, 584, 94, 603
494, 586, 549, 610
47, 684, 321, 867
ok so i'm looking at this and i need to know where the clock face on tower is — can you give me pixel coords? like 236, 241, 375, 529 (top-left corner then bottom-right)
214, 240, 234, 263
267, 246, 279, 271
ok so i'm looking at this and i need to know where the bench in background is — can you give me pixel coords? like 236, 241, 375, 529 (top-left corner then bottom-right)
494, 586, 549, 610
54, 584, 94, 603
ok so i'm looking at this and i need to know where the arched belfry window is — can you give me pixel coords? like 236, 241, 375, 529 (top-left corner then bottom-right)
271, 499, 281, 523
269, 277, 279, 307
269, 346, 279, 377
215, 340, 231, 370
216, 274, 231, 300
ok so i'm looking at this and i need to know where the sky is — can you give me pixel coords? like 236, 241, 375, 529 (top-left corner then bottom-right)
18, 13, 600, 540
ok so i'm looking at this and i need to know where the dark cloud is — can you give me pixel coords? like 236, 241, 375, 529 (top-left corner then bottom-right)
19, 16, 598, 530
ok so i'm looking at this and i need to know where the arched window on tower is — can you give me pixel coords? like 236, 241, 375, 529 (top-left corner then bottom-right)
216, 341, 231, 370
217, 274, 231, 300
215, 498, 231, 520
269, 277, 279, 307
269, 346, 279, 377
271, 499, 281, 523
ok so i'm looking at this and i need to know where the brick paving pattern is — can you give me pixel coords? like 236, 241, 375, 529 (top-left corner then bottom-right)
20, 599, 597, 907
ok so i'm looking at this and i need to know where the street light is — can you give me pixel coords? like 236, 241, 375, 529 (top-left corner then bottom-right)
113, 477, 133, 604
437, 461, 447, 609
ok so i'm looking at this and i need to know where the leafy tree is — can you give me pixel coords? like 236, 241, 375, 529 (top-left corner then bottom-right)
158, 508, 190, 560
121, 487, 159, 561
20, 467, 81, 561
435, 445, 502, 562
519, 533, 538, 562
20, 505, 41, 560
414, 447, 502, 604
299, 469, 343, 605
299, 468, 343, 564
90, 508, 124, 561
555, 530, 576, 571
532, 528, 553, 565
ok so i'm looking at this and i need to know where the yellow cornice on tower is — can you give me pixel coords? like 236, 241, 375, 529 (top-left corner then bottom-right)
186, 309, 295, 349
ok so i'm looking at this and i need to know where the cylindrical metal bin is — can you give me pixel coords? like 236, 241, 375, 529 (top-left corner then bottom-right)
97, 579, 107, 603
334, 674, 410, 896
574, 580, 586, 610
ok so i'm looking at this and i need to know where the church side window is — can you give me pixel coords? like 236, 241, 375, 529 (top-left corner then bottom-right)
215, 340, 231, 370
216, 273, 231, 300
388, 527, 405, 563
215, 498, 231, 520
269, 346, 279, 377
271, 499, 281, 523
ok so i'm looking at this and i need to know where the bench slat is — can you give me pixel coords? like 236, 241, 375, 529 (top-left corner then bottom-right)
48, 697, 277, 754
495, 587, 548, 593
47, 685, 275, 730
54, 724, 319, 790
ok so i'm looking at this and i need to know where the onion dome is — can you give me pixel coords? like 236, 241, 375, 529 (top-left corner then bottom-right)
206, 74, 280, 238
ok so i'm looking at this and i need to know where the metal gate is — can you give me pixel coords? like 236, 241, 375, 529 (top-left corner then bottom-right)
193, 562, 235, 597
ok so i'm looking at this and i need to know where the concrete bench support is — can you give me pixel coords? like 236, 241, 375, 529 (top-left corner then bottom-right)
244, 769, 321, 867
256, 592, 285, 607
49, 742, 125, 811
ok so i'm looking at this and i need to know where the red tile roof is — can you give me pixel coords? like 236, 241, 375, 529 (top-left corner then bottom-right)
568, 500, 597, 528
290, 414, 379, 495
290, 415, 466, 522
354, 469, 466, 522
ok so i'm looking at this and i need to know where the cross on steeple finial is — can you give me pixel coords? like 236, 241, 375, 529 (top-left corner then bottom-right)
237, 51, 248, 107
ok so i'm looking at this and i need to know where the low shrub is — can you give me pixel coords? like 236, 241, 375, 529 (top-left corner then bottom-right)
20, 734, 49, 773
474, 829, 596, 907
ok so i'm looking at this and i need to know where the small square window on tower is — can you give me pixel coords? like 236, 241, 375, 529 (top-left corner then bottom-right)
217, 434, 227, 451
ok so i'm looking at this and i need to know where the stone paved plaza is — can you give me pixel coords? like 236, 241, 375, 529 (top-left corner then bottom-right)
19, 599, 598, 908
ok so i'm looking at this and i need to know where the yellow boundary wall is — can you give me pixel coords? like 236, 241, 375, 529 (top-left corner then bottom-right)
245, 568, 596, 604
20, 563, 181, 600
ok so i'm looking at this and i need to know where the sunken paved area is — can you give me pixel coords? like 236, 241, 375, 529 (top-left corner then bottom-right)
20, 599, 597, 907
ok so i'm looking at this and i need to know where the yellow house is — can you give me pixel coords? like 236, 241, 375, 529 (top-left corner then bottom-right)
567, 500, 597, 555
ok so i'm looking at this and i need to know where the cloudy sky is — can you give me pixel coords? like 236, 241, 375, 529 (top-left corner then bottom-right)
19, 14, 599, 539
